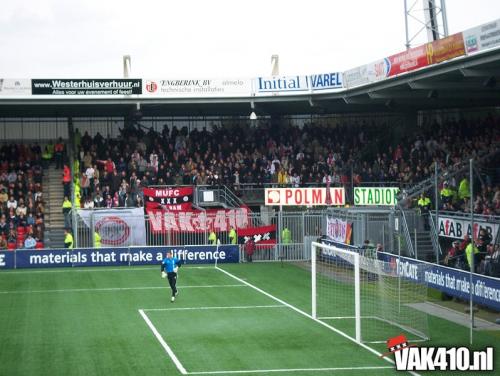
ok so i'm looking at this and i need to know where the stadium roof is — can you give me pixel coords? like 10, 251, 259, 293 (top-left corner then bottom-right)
1, 48, 499, 118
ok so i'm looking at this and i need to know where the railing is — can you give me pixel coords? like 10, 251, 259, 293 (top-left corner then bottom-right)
194, 185, 245, 208
398, 205, 415, 257
428, 213, 443, 262
401, 147, 499, 203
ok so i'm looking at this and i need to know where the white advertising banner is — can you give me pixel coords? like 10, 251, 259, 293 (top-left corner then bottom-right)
254, 72, 343, 95
438, 216, 499, 240
0, 79, 31, 96
463, 19, 500, 54
265, 187, 345, 206
142, 78, 252, 97
343, 59, 390, 89
78, 208, 147, 246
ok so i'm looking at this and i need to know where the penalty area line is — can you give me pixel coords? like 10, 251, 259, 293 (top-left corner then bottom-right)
215, 266, 421, 376
0, 284, 246, 295
142, 304, 286, 312
139, 309, 187, 375
187, 366, 394, 374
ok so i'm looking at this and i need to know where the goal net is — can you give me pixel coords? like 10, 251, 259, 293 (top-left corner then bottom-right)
311, 241, 429, 344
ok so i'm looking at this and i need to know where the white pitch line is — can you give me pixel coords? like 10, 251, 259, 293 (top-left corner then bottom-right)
188, 366, 394, 375
0, 284, 245, 294
0, 266, 214, 275
139, 309, 187, 375
215, 266, 421, 376
143, 305, 286, 312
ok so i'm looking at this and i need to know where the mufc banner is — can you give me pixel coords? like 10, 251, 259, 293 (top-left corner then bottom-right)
78, 208, 147, 246
143, 187, 193, 211
237, 225, 277, 246
326, 217, 352, 245
146, 207, 250, 233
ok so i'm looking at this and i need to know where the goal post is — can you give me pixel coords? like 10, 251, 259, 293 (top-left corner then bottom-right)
311, 241, 429, 344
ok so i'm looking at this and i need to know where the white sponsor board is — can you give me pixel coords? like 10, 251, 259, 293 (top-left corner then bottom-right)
0, 79, 31, 96
142, 78, 251, 97
438, 216, 499, 240
343, 59, 390, 88
463, 19, 500, 54
265, 188, 345, 206
254, 72, 343, 95
78, 208, 146, 246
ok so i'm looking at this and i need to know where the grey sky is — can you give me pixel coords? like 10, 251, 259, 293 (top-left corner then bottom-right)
0, 0, 498, 78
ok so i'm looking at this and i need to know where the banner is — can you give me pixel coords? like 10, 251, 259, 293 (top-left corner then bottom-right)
326, 217, 352, 244
146, 207, 250, 233
438, 216, 499, 240
237, 225, 277, 247
254, 72, 343, 95
31, 79, 142, 95
343, 59, 390, 88
143, 186, 193, 211
387, 34, 465, 77
426, 33, 465, 64
0, 79, 31, 96
142, 78, 252, 97
378, 251, 500, 311
0, 245, 239, 269
387, 45, 429, 76
354, 187, 399, 206
78, 208, 147, 246
463, 19, 500, 54
265, 187, 345, 206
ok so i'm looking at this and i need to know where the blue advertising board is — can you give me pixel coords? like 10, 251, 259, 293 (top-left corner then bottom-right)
377, 252, 500, 311
0, 245, 239, 270
0, 251, 15, 269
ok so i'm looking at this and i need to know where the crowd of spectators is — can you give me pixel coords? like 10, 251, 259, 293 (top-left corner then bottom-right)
0, 144, 46, 250
443, 230, 500, 277
74, 114, 499, 214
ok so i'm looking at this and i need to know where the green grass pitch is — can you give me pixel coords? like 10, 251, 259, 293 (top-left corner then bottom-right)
0, 262, 499, 375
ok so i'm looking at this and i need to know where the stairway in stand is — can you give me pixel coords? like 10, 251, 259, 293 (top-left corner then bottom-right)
42, 164, 66, 248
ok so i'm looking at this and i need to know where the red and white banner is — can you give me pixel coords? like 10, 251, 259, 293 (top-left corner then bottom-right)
143, 186, 193, 211
237, 225, 277, 246
78, 208, 147, 246
326, 217, 352, 244
265, 188, 345, 206
387, 33, 465, 77
146, 207, 250, 233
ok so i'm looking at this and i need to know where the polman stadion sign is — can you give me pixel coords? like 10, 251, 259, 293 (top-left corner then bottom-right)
265, 188, 345, 206
142, 78, 252, 97
354, 187, 399, 206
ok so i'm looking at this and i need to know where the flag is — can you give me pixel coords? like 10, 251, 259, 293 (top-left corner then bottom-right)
237, 225, 277, 247
143, 186, 193, 211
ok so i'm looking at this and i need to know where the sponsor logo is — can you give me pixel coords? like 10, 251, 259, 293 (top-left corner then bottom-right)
0, 253, 5, 267
145, 81, 158, 93
383, 335, 494, 371
95, 216, 130, 246
266, 189, 281, 204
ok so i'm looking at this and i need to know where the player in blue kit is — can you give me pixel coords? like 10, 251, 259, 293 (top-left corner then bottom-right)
161, 251, 182, 302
